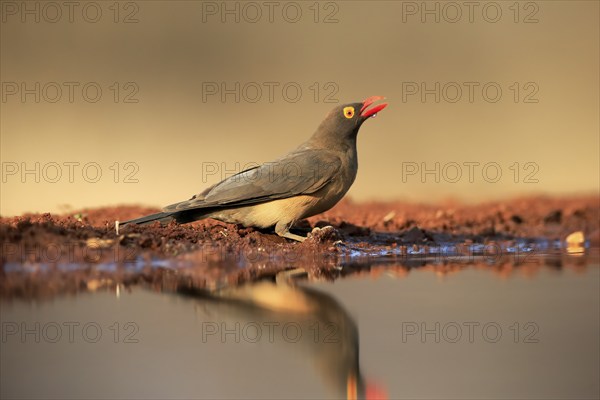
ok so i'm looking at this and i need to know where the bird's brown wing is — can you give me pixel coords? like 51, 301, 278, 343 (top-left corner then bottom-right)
163, 150, 341, 212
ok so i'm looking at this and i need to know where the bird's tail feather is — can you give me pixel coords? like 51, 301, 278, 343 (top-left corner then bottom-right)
119, 212, 175, 227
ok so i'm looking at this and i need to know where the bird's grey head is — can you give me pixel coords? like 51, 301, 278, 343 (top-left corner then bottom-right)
311, 96, 388, 147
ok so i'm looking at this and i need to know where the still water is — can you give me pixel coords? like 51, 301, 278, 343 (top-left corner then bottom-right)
1, 258, 599, 399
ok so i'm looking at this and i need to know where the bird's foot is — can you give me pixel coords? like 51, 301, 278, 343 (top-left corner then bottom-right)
307, 226, 343, 243
276, 224, 342, 243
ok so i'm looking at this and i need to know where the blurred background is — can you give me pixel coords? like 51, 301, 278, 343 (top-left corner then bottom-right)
1, 0, 598, 216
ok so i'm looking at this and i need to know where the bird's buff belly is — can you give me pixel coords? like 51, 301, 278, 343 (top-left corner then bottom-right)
207, 194, 333, 228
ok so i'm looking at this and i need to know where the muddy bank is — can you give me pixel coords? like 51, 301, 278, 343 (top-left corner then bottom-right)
1, 195, 598, 298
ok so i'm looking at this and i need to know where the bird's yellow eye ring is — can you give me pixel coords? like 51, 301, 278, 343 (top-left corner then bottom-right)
343, 106, 355, 119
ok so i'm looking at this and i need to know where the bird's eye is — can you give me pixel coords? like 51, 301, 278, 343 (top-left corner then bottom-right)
343, 106, 355, 119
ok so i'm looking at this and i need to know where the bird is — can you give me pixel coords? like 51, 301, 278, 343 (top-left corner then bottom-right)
117, 96, 388, 242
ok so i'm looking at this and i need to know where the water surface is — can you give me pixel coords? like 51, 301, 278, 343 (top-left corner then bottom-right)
1, 257, 598, 399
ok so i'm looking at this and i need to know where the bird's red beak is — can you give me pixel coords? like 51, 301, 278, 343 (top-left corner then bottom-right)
360, 96, 388, 119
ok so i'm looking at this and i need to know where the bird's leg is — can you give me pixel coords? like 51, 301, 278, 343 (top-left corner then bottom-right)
275, 221, 306, 242
275, 268, 308, 285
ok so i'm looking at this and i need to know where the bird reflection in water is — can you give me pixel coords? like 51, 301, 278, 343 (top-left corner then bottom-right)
177, 273, 387, 400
